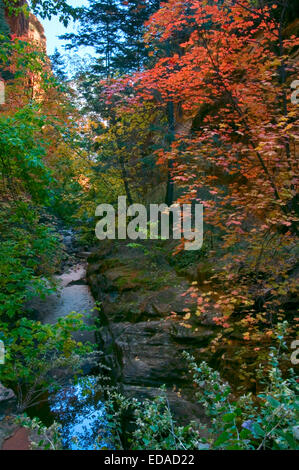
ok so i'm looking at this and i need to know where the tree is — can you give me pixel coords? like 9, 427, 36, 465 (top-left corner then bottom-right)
50, 48, 68, 81
4, 0, 77, 24
62, 0, 160, 77
125, 0, 299, 342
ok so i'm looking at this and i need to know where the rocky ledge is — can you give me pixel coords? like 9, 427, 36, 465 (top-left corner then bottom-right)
87, 240, 218, 424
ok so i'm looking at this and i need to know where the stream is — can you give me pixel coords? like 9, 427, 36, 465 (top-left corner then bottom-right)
28, 257, 113, 450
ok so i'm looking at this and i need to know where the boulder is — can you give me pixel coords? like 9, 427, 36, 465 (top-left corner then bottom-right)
0, 384, 15, 403
0, 383, 16, 420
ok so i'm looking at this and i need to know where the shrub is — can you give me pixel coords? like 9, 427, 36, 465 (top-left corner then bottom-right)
0, 314, 96, 410
105, 323, 299, 450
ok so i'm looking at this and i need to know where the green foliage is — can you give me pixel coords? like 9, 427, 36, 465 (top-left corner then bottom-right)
0, 34, 48, 83
0, 203, 60, 319
62, 0, 160, 76
184, 335, 299, 450
50, 48, 68, 81
104, 325, 298, 450
3, 0, 76, 25
15, 415, 63, 450
0, 105, 54, 203
130, 389, 201, 450
0, 313, 95, 410
126, 242, 150, 255
0, 37, 91, 316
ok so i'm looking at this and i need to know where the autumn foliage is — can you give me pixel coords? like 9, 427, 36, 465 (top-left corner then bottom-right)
98, 0, 299, 352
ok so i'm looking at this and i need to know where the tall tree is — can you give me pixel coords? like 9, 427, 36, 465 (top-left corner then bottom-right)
62, 0, 160, 77
127, 0, 299, 330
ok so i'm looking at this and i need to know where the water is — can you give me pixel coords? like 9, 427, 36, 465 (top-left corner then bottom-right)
27, 261, 113, 450
29, 264, 97, 344
50, 376, 112, 450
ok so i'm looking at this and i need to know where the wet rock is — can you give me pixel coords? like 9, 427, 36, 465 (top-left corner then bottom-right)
111, 320, 189, 387
99, 284, 197, 323
0, 387, 25, 450
27, 263, 97, 345
170, 324, 215, 345
0, 415, 58, 450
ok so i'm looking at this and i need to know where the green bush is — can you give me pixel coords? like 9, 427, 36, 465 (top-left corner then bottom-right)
0, 203, 59, 319
105, 323, 299, 450
0, 314, 96, 410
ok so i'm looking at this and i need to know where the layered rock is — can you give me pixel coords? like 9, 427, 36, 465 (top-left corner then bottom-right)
87, 240, 218, 424
28, 12, 46, 49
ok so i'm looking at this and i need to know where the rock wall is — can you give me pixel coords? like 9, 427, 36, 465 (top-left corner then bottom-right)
3, 0, 46, 48
3, 0, 28, 36
87, 240, 218, 425
28, 12, 46, 49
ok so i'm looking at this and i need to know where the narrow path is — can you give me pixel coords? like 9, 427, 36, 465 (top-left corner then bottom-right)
30, 262, 96, 344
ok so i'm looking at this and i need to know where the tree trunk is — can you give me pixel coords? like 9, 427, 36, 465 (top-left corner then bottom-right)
165, 100, 175, 206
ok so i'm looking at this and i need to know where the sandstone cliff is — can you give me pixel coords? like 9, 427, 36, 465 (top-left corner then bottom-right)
3, 0, 46, 48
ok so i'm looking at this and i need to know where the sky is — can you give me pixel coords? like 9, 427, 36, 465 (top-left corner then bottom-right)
37, 0, 89, 56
